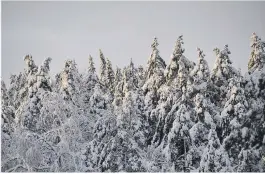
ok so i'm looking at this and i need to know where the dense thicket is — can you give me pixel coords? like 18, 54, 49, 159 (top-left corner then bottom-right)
1, 33, 265, 172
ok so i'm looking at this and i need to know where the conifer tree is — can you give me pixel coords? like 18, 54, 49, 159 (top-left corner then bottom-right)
2, 32, 265, 172
199, 127, 232, 172
237, 148, 263, 172
248, 33, 265, 73
99, 49, 107, 83
137, 65, 145, 88
188, 48, 210, 98
105, 58, 115, 94
19, 57, 53, 133
163, 98, 195, 172
221, 77, 255, 167
81, 55, 99, 104
143, 38, 167, 138
57, 59, 82, 104
165, 35, 195, 85
211, 45, 240, 107
211, 45, 239, 86
113, 67, 124, 109
143, 37, 166, 93
1, 80, 16, 159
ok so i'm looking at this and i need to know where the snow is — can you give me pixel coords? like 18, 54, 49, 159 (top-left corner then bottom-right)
2, 33, 265, 172
241, 127, 248, 139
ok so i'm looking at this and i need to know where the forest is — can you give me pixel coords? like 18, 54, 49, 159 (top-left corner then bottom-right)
1, 33, 265, 172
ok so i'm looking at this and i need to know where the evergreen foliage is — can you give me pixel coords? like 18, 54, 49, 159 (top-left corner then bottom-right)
1, 33, 265, 172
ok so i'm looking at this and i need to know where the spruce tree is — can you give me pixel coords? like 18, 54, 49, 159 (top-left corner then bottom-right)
188, 48, 210, 98
113, 67, 124, 110
105, 58, 115, 95
248, 32, 265, 73
199, 127, 232, 172
57, 59, 82, 104
164, 97, 195, 172
99, 49, 107, 83
165, 35, 195, 85
143, 37, 166, 94
81, 55, 99, 104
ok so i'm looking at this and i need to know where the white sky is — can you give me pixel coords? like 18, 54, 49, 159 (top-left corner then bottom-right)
2, 1, 265, 84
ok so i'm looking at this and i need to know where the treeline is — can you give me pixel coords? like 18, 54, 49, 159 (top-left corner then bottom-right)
1, 33, 265, 172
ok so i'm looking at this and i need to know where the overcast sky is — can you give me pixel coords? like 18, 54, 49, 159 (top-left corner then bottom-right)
2, 1, 265, 84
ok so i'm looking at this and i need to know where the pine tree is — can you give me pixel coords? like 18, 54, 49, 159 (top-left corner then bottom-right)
188, 48, 210, 98
113, 91, 148, 172
82, 113, 117, 172
23, 54, 38, 76
211, 45, 240, 107
81, 55, 99, 104
188, 93, 218, 169
211, 45, 239, 86
57, 59, 82, 103
149, 85, 175, 147
221, 77, 255, 167
89, 83, 111, 117
199, 127, 232, 172
137, 65, 145, 88
19, 57, 54, 133
8, 73, 27, 110
143, 38, 167, 144
248, 32, 265, 73
1, 80, 16, 160
123, 59, 138, 94
2, 32, 265, 172
2, 80, 9, 106
237, 147, 263, 172
164, 98, 195, 172
105, 58, 115, 94
99, 49, 107, 83
113, 67, 124, 109
114, 66, 122, 90
165, 35, 195, 85
35, 57, 52, 91
143, 37, 166, 94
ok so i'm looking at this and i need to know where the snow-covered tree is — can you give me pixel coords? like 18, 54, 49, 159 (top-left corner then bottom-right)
248, 32, 265, 73
221, 77, 251, 138
163, 99, 195, 172
2, 32, 265, 172
149, 85, 176, 147
237, 147, 263, 172
57, 59, 82, 104
113, 67, 124, 109
137, 65, 145, 88
143, 37, 166, 93
105, 58, 115, 94
199, 127, 232, 172
23, 54, 38, 76
81, 113, 117, 172
109, 91, 148, 172
211, 45, 239, 86
89, 83, 112, 118
188, 48, 210, 98
35, 57, 52, 92
1, 80, 16, 162
165, 35, 195, 85
18, 57, 54, 133
187, 93, 219, 170
210, 45, 240, 107
7, 73, 27, 110
99, 49, 107, 83
123, 59, 138, 94
114, 66, 122, 90
81, 55, 99, 104
221, 77, 258, 168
